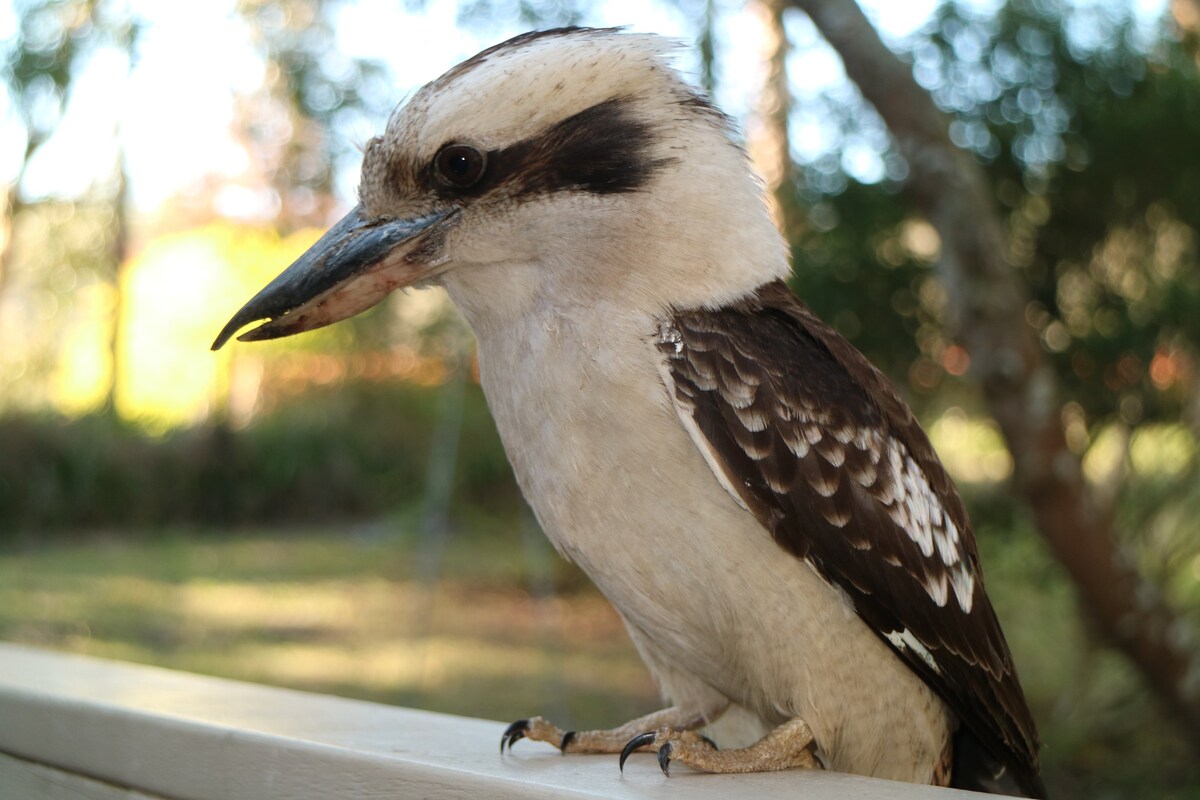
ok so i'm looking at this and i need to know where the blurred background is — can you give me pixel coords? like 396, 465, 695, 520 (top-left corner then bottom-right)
1, 0, 1198, 796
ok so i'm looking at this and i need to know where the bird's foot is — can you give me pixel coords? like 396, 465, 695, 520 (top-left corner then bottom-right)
622, 716, 819, 775
501, 704, 725, 755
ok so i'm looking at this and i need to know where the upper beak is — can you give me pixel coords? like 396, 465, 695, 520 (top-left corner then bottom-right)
211, 204, 458, 350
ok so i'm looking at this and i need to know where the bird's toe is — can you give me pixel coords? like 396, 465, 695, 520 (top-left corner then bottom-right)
619, 731, 658, 772
618, 728, 717, 775
657, 741, 674, 776
500, 716, 571, 754
500, 719, 529, 753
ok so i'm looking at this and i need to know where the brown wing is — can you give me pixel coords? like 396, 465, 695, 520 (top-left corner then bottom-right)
658, 280, 1044, 798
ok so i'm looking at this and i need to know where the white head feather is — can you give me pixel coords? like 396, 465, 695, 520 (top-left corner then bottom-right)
358, 28, 789, 333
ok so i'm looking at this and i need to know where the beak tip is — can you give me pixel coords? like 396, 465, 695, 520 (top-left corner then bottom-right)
211, 316, 254, 351
209, 204, 456, 354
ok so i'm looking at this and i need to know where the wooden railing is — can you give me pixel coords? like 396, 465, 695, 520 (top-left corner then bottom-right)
0, 642, 1000, 799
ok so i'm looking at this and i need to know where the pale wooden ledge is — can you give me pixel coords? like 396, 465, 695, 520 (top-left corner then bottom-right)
0, 642, 1000, 799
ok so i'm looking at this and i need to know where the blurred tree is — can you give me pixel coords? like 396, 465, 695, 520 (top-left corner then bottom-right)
694, 0, 718, 95
452, 0, 585, 31
1167, 0, 1199, 58
910, 0, 1200, 432
103, 7, 136, 413
0, 0, 98, 295
786, 0, 1200, 756
235, 0, 391, 232
1, 0, 139, 414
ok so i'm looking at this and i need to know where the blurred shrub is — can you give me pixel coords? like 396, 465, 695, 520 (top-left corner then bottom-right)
0, 379, 521, 537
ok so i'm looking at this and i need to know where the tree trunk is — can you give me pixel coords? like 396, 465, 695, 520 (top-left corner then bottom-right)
788, 0, 1200, 748
104, 145, 130, 415
0, 140, 38, 301
747, 0, 802, 240
104, 9, 137, 416
0, 183, 18, 299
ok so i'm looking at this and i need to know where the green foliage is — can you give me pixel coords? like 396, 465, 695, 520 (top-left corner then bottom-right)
976, 513, 1200, 799
798, 0, 1200, 431
790, 181, 942, 401
3, 0, 93, 157
0, 379, 523, 535
2, 0, 138, 183
918, 0, 1200, 426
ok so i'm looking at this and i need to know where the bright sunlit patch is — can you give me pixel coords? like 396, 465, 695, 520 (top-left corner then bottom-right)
334, 0, 475, 72
859, 0, 943, 40
116, 223, 320, 430
1130, 424, 1197, 477
50, 282, 116, 415
928, 407, 1014, 483
5, 0, 958, 211
19, 46, 129, 200
1082, 424, 1127, 484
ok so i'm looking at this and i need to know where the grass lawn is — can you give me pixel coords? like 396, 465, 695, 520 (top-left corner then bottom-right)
0, 517, 658, 732
2, 515, 1198, 798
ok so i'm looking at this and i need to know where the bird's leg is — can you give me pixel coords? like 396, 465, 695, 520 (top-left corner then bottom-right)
501, 703, 728, 755
625, 716, 819, 775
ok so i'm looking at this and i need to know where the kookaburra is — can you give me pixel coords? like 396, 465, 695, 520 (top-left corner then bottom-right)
213, 27, 1045, 797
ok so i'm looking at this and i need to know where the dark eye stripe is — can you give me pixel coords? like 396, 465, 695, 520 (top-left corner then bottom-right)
494, 97, 671, 196
419, 96, 674, 202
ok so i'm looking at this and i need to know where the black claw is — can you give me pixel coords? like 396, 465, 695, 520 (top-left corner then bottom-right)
619, 731, 657, 773
700, 734, 718, 750
501, 719, 528, 753
560, 731, 576, 753
657, 742, 674, 776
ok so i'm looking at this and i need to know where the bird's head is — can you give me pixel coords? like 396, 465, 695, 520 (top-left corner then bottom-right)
212, 27, 787, 349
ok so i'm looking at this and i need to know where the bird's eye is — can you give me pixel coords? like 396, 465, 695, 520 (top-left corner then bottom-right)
433, 144, 486, 189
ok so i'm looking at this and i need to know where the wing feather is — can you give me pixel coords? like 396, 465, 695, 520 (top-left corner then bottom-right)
657, 280, 1045, 798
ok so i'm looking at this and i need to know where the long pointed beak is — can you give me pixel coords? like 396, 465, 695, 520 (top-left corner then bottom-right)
212, 205, 458, 350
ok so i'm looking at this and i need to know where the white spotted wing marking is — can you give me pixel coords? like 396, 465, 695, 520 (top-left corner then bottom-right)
887, 628, 942, 674
659, 323, 975, 614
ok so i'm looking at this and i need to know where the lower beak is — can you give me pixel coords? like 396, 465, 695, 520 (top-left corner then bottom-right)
211, 204, 458, 350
